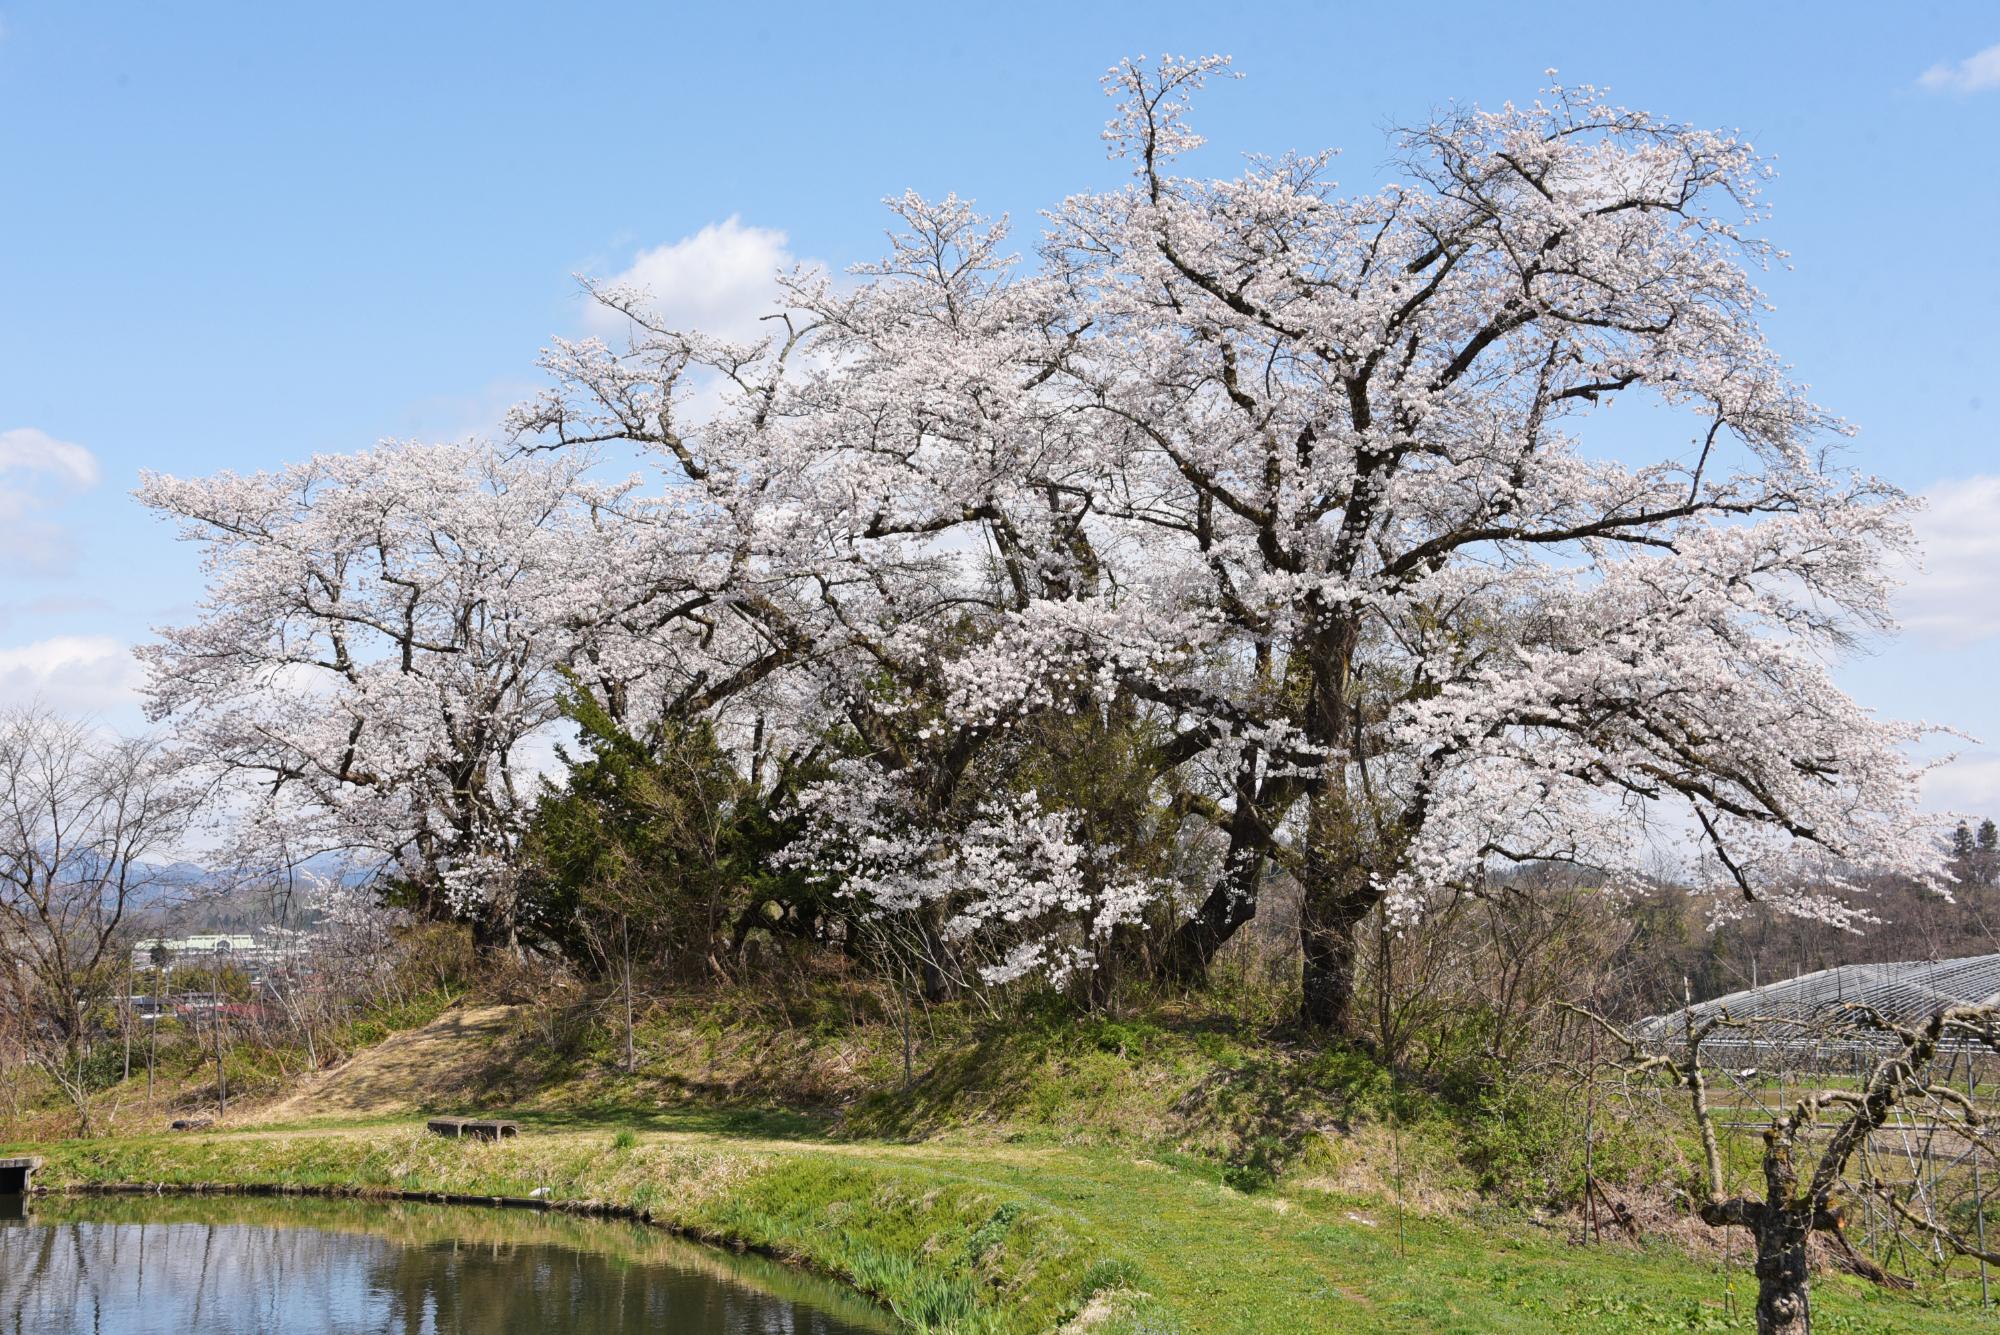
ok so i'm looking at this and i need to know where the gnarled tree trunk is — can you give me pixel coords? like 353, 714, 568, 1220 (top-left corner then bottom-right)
1752, 1110, 1814, 1334
1298, 781, 1382, 1035
1752, 1219, 1811, 1335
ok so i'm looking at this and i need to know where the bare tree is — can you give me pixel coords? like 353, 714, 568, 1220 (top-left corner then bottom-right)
1573, 1000, 2000, 1335
0, 707, 201, 1133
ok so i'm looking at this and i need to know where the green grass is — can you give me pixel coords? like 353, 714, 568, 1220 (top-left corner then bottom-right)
13, 992, 2000, 1332
15, 1112, 1997, 1334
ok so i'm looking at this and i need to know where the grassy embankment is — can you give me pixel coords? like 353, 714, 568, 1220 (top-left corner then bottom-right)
0, 986, 464, 1142
12, 992, 2000, 1334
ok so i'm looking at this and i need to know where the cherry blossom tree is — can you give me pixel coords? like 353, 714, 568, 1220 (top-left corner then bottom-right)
142, 59, 1943, 1025
525, 58, 1938, 1027
783, 760, 1163, 990
1024, 58, 1936, 1029
137, 442, 629, 943
513, 192, 1161, 991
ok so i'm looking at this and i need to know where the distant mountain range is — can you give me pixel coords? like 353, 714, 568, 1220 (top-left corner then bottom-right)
51, 849, 380, 908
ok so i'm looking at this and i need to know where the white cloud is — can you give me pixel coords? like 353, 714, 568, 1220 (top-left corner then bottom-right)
0, 427, 100, 576
582, 217, 796, 345
0, 635, 144, 717
1923, 753, 2000, 820
1918, 43, 2000, 94
1896, 475, 2000, 646
0, 426, 100, 489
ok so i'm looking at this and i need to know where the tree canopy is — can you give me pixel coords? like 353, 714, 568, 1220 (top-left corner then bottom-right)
139, 59, 1942, 1031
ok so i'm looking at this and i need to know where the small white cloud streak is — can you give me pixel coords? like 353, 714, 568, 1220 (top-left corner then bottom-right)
1918, 43, 2000, 94
0, 635, 144, 716
0, 427, 100, 576
1896, 475, 2000, 647
0, 426, 101, 489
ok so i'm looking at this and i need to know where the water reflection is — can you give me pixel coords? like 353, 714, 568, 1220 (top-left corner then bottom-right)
0, 1195, 892, 1335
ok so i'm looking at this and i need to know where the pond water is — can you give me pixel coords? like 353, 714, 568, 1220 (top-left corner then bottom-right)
0, 1194, 893, 1334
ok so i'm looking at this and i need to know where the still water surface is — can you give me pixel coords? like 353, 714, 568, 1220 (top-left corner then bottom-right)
0, 1193, 893, 1335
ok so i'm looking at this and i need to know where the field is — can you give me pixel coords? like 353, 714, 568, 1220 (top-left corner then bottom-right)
11, 995, 2000, 1334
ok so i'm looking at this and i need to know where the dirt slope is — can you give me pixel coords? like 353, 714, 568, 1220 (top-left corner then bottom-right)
259, 1004, 522, 1120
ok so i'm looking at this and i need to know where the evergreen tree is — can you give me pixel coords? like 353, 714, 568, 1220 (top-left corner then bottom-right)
517, 676, 828, 977
1950, 820, 1979, 885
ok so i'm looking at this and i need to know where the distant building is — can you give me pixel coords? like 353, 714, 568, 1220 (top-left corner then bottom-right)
131, 934, 265, 973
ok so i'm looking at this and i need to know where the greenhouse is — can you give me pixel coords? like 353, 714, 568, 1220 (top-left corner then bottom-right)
1634, 952, 2000, 1067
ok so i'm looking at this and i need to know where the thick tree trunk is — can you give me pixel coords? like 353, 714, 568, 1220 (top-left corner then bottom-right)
1300, 886, 1372, 1033
1752, 1113, 1813, 1335
1291, 599, 1382, 1035
1706, 1200, 1813, 1335
1753, 1228, 1811, 1335
1298, 790, 1380, 1035
470, 910, 517, 956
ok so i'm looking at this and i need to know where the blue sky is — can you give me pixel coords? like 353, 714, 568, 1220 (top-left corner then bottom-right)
2, 2, 1996, 813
